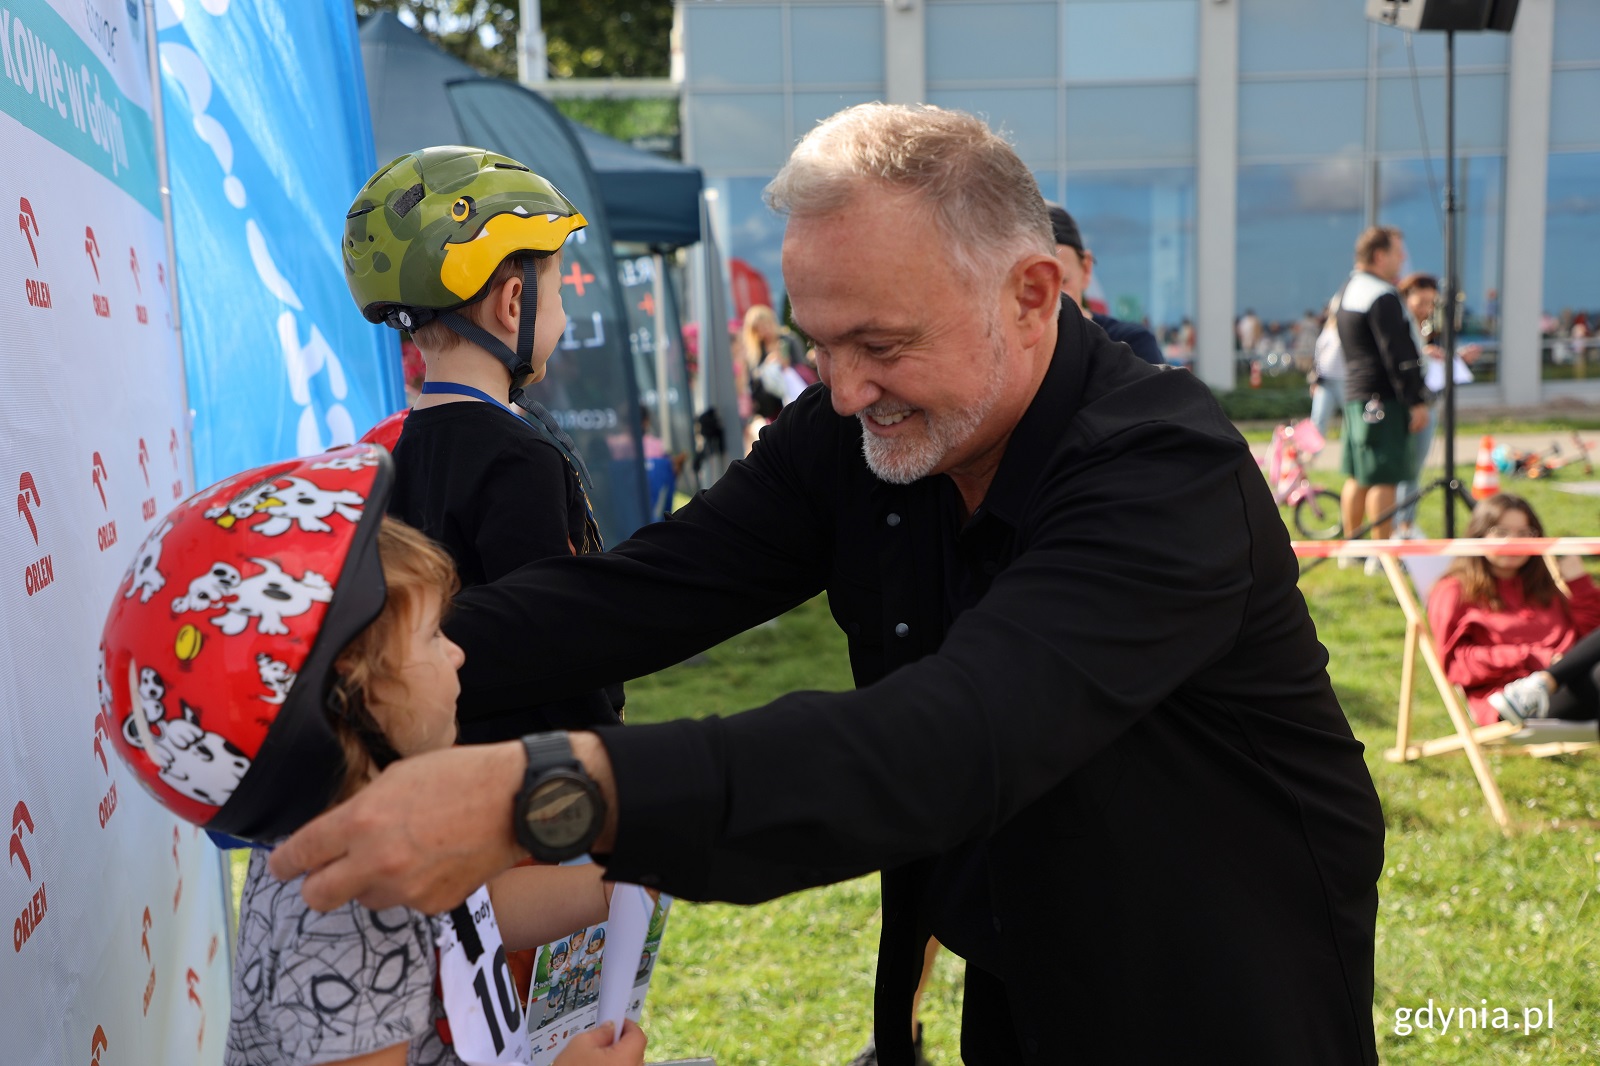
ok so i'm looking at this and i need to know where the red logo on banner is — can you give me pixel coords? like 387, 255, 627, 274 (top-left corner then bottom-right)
17, 472, 40, 545
171, 825, 182, 912
169, 429, 183, 499
84, 226, 100, 282
186, 967, 205, 1050
129, 247, 140, 292
18, 198, 38, 266
141, 906, 156, 1014
90, 1025, 108, 1066
91, 453, 108, 509
93, 454, 118, 552
11, 801, 47, 954
18, 473, 55, 596
92, 711, 111, 775
20, 200, 51, 309
136, 439, 149, 486
9, 802, 33, 880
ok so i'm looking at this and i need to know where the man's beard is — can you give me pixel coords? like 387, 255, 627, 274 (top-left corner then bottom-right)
858, 331, 1009, 484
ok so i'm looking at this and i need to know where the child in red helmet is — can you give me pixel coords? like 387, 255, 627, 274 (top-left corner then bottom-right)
101, 446, 644, 1066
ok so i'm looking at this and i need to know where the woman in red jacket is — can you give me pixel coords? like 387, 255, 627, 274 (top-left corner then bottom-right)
1427, 493, 1600, 726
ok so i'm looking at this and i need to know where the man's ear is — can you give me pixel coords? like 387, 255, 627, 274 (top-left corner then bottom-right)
1011, 254, 1063, 338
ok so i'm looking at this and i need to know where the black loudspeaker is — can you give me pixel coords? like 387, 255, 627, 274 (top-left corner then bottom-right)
1365, 0, 1520, 32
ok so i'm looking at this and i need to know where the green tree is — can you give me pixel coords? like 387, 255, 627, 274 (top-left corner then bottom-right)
353, 1, 672, 80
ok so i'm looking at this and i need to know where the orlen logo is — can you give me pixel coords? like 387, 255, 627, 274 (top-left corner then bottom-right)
169, 428, 182, 500
19, 198, 50, 309
94, 710, 117, 829
11, 801, 48, 953
140, 906, 155, 1015
131, 246, 147, 325
137, 439, 156, 521
90, 1025, 108, 1066
18, 473, 55, 596
86, 227, 109, 318
93, 453, 117, 553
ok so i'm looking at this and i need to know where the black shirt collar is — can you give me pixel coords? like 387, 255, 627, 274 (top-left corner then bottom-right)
974, 300, 1091, 528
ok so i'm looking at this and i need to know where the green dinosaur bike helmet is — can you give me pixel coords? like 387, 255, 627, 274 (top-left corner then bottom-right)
343, 146, 588, 400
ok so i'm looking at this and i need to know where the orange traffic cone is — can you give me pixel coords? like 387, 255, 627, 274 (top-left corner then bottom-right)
1472, 435, 1500, 500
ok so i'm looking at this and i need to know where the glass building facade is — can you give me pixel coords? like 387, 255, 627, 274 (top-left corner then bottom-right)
678, 0, 1600, 401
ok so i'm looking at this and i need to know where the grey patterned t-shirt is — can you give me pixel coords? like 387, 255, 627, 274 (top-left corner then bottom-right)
226, 848, 462, 1065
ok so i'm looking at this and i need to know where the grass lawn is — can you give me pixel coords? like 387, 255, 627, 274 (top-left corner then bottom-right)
232, 459, 1600, 1065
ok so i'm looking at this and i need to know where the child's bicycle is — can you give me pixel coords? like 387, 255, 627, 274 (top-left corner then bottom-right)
1261, 418, 1343, 539
1494, 431, 1595, 481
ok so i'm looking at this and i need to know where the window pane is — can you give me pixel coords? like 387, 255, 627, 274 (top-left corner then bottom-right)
1033, 169, 1063, 206
1551, 70, 1600, 150
1239, 80, 1365, 160
684, 7, 783, 87
927, 3, 1056, 83
1063, 1, 1196, 83
711, 176, 789, 312
793, 92, 883, 145
1377, 154, 1504, 344
1543, 153, 1600, 327
1374, 27, 1508, 69
688, 94, 788, 171
1239, 0, 1369, 74
926, 88, 1058, 163
1554, 0, 1600, 64
1062, 168, 1196, 342
1065, 85, 1195, 164
1376, 73, 1507, 154
1237, 160, 1365, 324
792, 6, 884, 86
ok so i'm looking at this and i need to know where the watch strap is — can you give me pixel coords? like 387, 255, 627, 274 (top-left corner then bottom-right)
520, 731, 579, 779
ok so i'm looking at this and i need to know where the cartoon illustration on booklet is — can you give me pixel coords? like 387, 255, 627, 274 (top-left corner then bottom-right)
526, 894, 672, 1061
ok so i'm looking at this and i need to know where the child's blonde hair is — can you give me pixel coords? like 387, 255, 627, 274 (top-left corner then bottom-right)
326, 516, 460, 799
411, 251, 561, 355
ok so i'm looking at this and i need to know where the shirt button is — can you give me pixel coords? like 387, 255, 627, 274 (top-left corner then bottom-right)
894, 623, 909, 637
886, 512, 901, 527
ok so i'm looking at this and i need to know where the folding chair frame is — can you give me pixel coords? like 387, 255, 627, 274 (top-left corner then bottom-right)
1380, 554, 1596, 832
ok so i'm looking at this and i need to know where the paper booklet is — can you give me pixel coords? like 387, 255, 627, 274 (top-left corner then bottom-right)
525, 886, 672, 1062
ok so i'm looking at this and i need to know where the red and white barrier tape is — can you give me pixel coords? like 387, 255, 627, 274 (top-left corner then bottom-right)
1291, 537, 1600, 560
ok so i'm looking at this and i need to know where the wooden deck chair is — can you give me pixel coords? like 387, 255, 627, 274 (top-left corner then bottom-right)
1381, 553, 1598, 831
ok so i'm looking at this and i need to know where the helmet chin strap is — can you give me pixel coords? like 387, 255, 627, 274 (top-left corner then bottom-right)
435, 259, 541, 405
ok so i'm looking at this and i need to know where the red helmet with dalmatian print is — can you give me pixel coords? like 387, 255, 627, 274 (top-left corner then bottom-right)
100, 443, 394, 841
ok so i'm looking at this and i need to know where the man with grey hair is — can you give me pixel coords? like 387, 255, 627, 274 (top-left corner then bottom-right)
271, 104, 1383, 1065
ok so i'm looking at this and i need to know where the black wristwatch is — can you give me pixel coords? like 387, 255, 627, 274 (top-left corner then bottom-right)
512, 732, 607, 863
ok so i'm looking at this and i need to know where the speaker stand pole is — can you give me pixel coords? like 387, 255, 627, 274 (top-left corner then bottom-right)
1440, 28, 1463, 537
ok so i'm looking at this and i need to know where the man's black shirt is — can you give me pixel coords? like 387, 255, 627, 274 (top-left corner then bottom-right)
388, 401, 618, 741
446, 303, 1384, 1064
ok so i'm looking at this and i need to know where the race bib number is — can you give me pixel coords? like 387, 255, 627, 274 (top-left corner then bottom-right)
436, 886, 529, 1065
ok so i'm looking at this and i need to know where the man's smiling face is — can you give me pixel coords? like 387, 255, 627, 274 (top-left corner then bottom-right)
783, 184, 1019, 485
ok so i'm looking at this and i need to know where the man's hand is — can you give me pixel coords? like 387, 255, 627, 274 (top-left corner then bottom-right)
268, 741, 529, 913
1409, 403, 1430, 433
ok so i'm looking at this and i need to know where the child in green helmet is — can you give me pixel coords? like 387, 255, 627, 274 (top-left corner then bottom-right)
343, 145, 623, 746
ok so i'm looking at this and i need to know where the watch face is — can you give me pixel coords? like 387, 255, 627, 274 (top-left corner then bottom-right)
524, 774, 598, 850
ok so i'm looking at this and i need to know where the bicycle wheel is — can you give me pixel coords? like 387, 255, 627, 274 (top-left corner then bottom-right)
1294, 488, 1344, 540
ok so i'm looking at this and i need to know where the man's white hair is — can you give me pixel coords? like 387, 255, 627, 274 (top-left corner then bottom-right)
765, 103, 1055, 291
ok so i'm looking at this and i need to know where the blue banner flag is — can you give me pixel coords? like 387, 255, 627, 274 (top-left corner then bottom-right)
158, 1, 401, 484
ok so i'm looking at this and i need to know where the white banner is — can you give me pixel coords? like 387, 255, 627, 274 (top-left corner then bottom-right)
0, 2, 230, 1064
